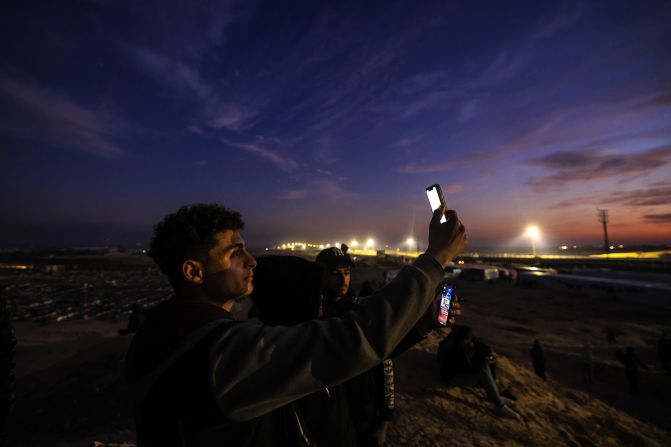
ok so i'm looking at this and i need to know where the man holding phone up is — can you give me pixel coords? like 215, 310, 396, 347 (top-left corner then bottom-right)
125, 203, 466, 446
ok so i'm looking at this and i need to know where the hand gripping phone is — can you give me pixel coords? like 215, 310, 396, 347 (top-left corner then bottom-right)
437, 281, 455, 326
426, 184, 447, 224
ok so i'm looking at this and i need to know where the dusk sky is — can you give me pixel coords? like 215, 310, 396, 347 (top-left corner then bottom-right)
1, 1, 670, 249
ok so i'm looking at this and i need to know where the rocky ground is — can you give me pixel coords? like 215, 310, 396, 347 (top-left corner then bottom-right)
4, 279, 671, 446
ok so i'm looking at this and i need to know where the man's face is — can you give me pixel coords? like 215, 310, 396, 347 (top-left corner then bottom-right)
201, 230, 257, 304
323, 266, 351, 300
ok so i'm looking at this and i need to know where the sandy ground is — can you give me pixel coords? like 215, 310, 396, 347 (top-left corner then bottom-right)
4, 279, 671, 446
388, 280, 671, 446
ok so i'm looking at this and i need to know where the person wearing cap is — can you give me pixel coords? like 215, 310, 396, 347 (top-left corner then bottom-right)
125, 203, 467, 446
315, 246, 395, 446
316, 246, 356, 309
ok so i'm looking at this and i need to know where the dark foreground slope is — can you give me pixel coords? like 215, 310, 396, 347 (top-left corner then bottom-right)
5, 277, 671, 446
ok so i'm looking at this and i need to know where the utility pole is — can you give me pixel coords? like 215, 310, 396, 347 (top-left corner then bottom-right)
597, 209, 610, 256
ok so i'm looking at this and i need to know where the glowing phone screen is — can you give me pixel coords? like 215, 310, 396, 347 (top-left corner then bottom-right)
426, 186, 447, 224
438, 283, 453, 325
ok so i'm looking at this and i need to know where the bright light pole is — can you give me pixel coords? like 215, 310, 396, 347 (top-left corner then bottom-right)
525, 225, 540, 257
406, 237, 415, 253
366, 238, 375, 251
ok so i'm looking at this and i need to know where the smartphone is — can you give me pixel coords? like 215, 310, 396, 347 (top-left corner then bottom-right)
437, 281, 454, 326
426, 184, 447, 224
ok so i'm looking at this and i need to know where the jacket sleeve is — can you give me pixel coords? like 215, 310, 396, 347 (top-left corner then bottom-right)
209, 254, 444, 421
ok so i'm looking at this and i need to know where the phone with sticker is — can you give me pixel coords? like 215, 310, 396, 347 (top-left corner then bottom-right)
436, 281, 455, 326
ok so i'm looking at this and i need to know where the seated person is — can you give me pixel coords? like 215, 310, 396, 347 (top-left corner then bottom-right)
437, 325, 520, 420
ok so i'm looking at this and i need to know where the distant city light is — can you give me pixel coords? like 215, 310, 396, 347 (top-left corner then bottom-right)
335, 242, 341, 248
351, 239, 359, 247
560, 245, 568, 250
406, 237, 415, 248
609, 245, 615, 250
366, 238, 375, 248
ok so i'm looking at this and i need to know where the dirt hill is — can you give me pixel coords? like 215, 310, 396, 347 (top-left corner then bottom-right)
389, 332, 671, 447
5, 278, 671, 446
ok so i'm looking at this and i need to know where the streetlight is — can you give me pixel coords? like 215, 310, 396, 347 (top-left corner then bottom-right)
525, 225, 540, 257
406, 237, 415, 253
350, 239, 359, 248
366, 238, 375, 251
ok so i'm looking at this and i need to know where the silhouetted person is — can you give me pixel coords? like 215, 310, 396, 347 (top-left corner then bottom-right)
530, 339, 546, 380
118, 302, 147, 336
616, 347, 648, 394
359, 280, 375, 297
604, 327, 619, 345
0, 292, 16, 433
659, 332, 671, 374
581, 342, 593, 384
438, 326, 520, 420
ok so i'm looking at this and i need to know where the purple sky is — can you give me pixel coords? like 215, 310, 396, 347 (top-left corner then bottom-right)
1, 0, 670, 249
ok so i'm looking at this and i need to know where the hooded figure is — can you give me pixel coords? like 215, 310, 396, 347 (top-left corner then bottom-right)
250, 256, 324, 325
251, 255, 359, 447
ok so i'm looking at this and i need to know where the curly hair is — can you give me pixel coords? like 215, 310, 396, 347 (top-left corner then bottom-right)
149, 203, 244, 287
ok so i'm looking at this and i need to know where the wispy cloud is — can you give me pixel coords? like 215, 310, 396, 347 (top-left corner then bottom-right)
221, 138, 298, 173
281, 189, 308, 200
529, 4, 583, 40
444, 184, 463, 194
397, 160, 455, 174
0, 73, 129, 157
394, 134, 425, 148
643, 213, 671, 223
526, 145, 671, 191
604, 183, 671, 207
128, 46, 255, 132
128, 46, 212, 100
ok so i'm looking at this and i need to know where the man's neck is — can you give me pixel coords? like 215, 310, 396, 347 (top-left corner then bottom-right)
176, 287, 233, 312
325, 294, 345, 303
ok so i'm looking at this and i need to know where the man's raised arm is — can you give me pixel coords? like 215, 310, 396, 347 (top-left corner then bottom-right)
210, 206, 467, 421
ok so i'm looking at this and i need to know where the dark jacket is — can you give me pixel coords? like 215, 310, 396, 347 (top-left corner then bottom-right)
322, 297, 395, 447
125, 254, 444, 446
126, 299, 313, 446
252, 256, 357, 447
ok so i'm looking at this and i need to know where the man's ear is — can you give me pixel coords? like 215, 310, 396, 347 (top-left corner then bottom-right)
182, 260, 205, 284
